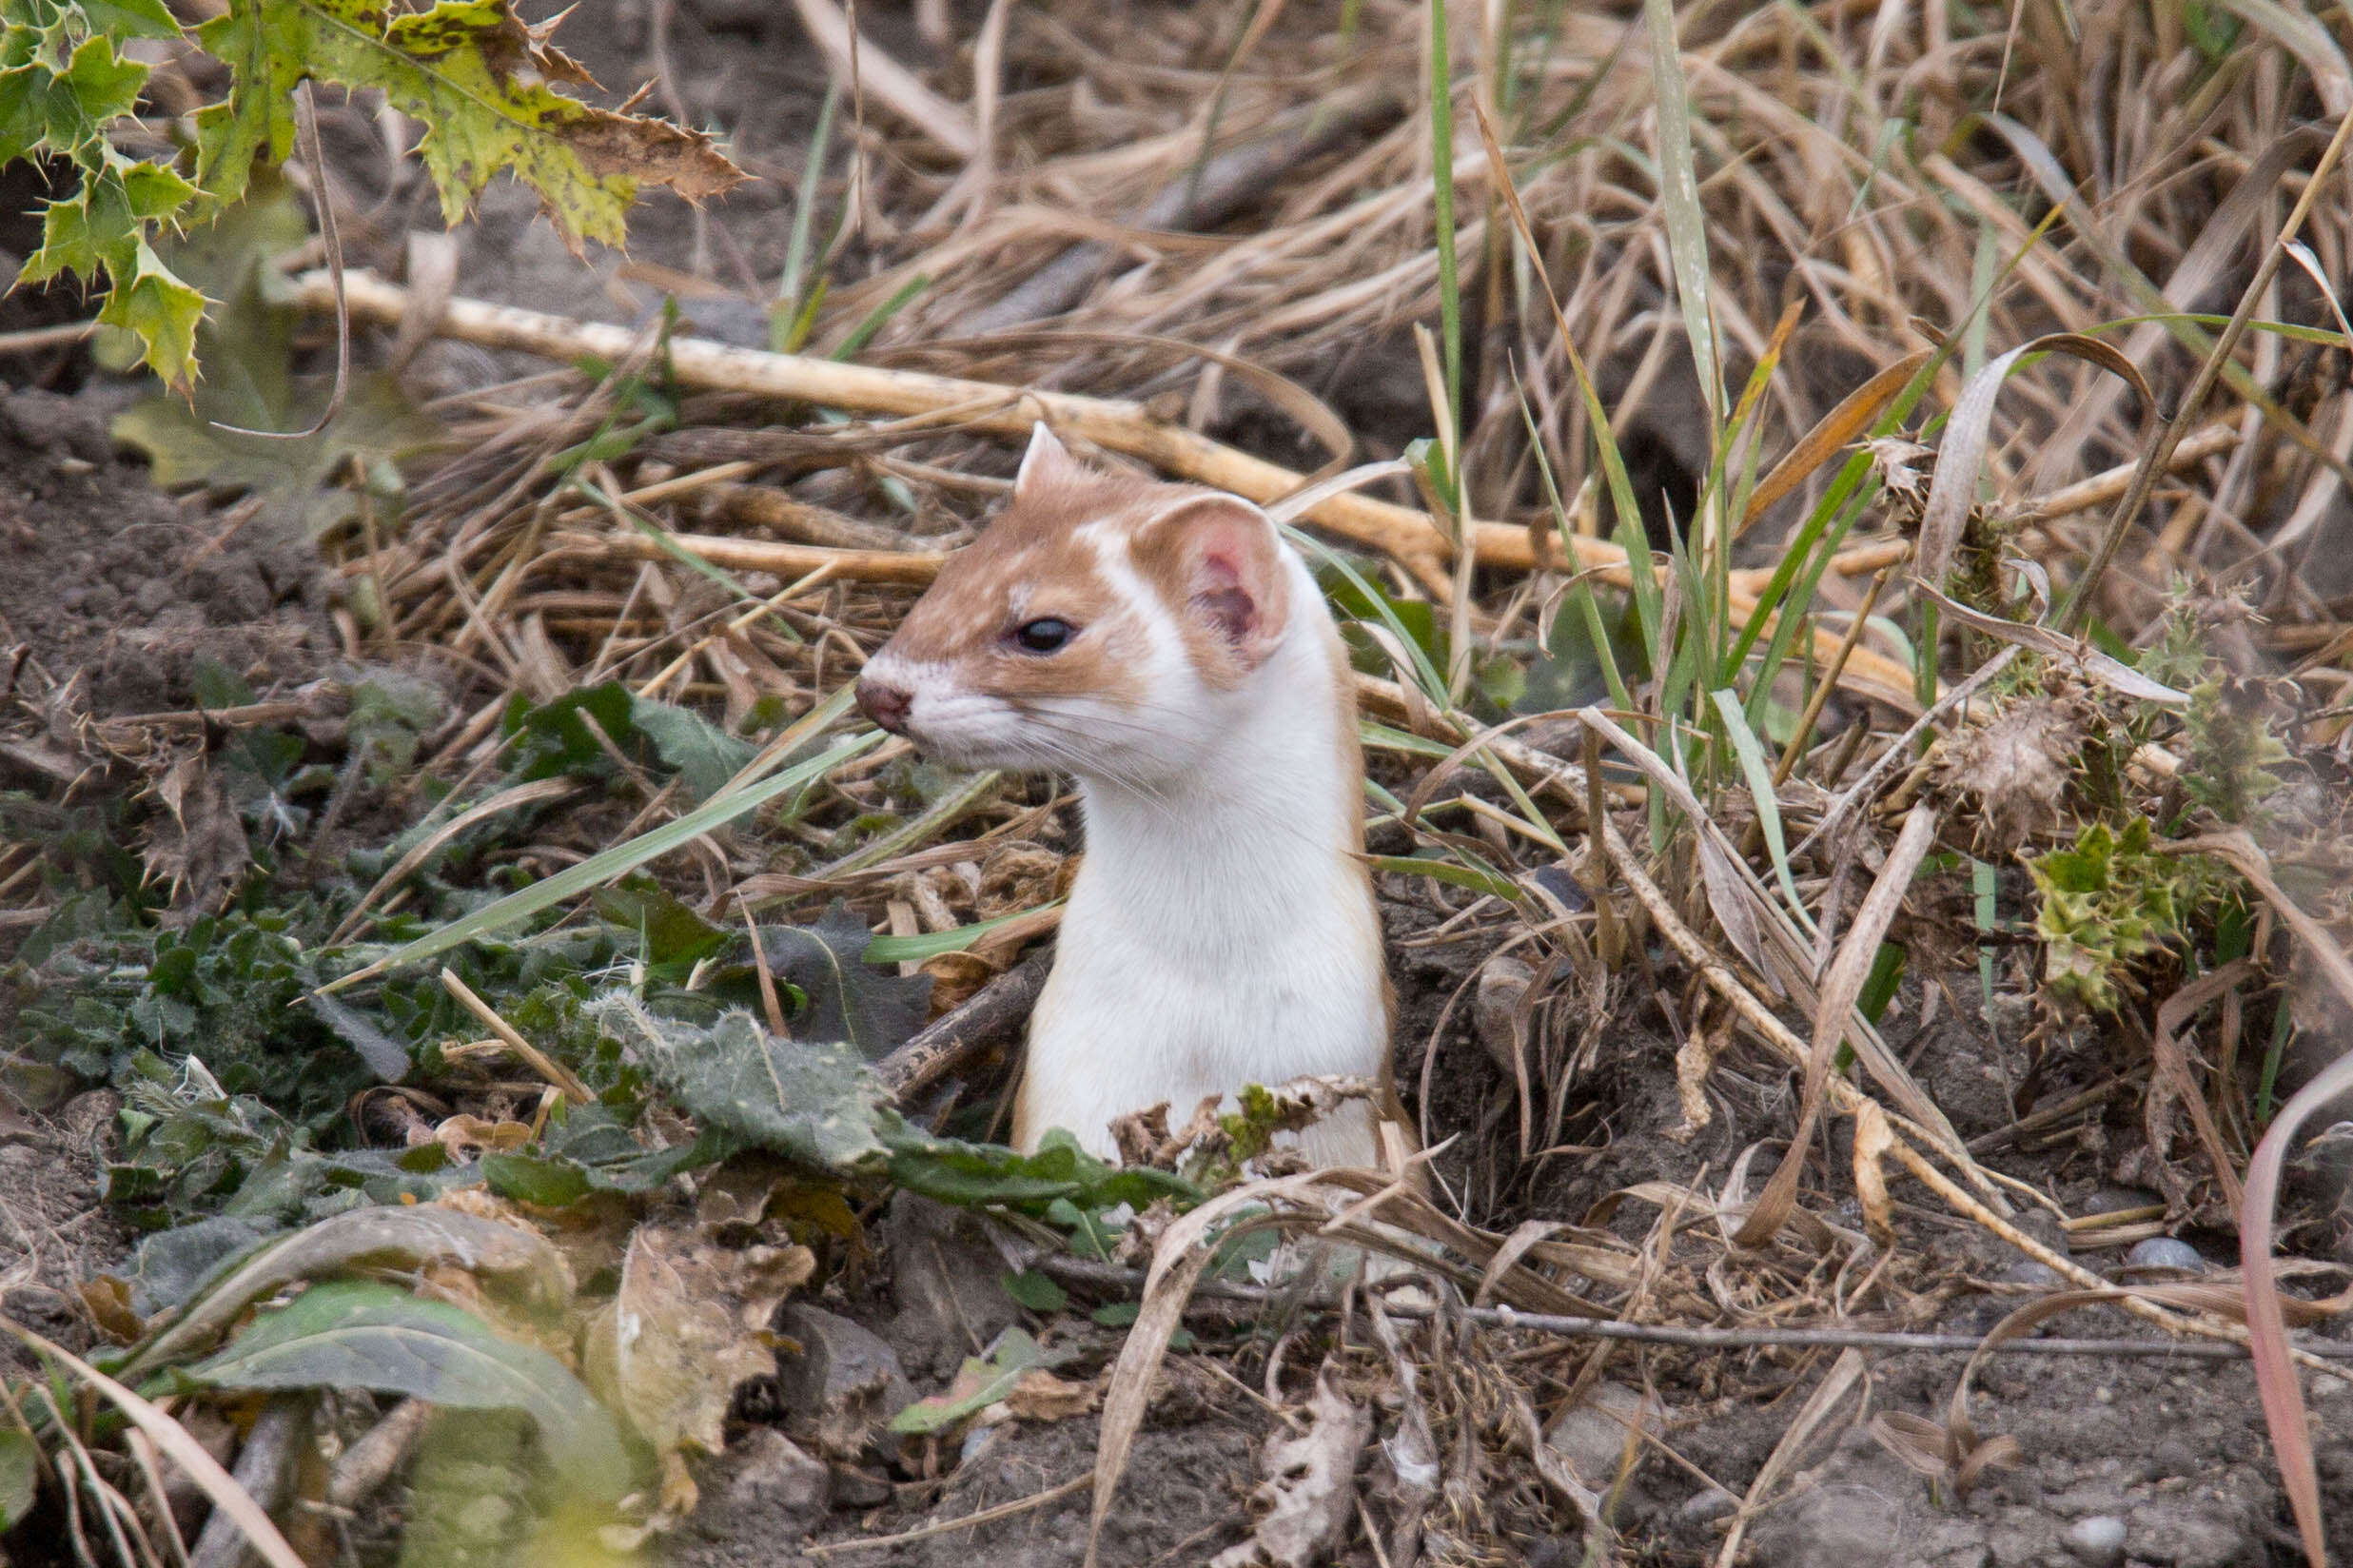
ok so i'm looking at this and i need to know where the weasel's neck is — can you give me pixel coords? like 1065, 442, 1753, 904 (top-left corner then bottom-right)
1069, 622, 1365, 951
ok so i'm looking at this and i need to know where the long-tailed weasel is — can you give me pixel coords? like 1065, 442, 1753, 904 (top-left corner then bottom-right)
854, 423, 1397, 1169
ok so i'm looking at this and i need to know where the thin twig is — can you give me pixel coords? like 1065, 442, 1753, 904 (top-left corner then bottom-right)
877, 950, 1053, 1101
438, 969, 594, 1104
803, 1474, 1091, 1556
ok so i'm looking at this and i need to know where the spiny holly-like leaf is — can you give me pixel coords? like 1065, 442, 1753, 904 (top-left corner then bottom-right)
187, 1279, 635, 1500
79, 0, 183, 40
14, 150, 207, 383
199, 0, 742, 251
189, 0, 303, 201
98, 238, 207, 387
757, 901, 932, 1059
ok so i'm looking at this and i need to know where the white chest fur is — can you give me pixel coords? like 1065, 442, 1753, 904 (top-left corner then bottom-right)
1011, 555, 1388, 1166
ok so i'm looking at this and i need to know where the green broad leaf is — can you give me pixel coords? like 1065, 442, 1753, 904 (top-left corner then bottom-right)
112, 180, 432, 453
593, 880, 731, 969
114, 371, 438, 526
480, 1106, 721, 1204
305, 990, 412, 1080
887, 1327, 1059, 1435
120, 1205, 573, 1378
614, 1004, 892, 1173
881, 1125, 1201, 1219
999, 1270, 1067, 1313
503, 682, 638, 782
626, 696, 756, 803
0, 1427, 34, 1531
757, 901, 931, 1059
187, 1279, 634, 1499
503, 683, 755, 803
119, 1215, 282, 1318
1089, 1301, 1139, 1328
478, 1151, 593, 1207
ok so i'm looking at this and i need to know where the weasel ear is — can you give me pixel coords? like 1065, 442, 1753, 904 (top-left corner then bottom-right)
1132, 494, 1291, 682
1013, 421, 1083, 501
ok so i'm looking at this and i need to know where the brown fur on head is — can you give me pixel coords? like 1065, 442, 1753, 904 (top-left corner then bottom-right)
853, 423, 1308, 787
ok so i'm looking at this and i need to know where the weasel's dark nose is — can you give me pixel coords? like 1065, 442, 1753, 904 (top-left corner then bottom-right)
856, 677, 912, 735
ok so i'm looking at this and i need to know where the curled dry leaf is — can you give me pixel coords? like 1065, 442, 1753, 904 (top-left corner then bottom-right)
1206, 1359, 1373, 1568
1866, 437, 1936, 503
580, 1222, 815, 1514
1914, 583, 2190, 707
435, 1114, 532, 1161
1850, 1100, 1897, 1251
2238, 1013, 2353, 1567
1866, 1411, 2021, 1498
141, 752, 250, 912
1003, 1368, 1096, 1423
1914, 330, 2152, 593
1740, 350, 1932, 533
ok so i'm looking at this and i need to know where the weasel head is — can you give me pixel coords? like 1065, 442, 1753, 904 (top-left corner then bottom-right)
856, 423, 1298, 788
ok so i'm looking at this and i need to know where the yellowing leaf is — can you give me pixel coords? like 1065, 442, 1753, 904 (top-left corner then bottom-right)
580, 1223, 814, 1513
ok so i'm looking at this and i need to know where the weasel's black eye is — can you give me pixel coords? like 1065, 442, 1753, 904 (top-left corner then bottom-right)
1011, 617, 1074, 654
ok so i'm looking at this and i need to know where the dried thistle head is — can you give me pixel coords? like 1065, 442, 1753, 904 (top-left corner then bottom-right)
1931, 690, 2092, 854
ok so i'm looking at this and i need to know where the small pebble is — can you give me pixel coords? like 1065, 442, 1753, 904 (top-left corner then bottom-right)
2125, 1237, 2206, 1272
2065, 1515, 2127, 1566
1676, 1487, 1739, 1526
1999, 1260, 2064, 1286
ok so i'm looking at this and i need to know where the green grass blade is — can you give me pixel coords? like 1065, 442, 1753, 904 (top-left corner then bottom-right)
1285, 527, 1451, 704
830, 273, 930, 362
321, 729, 881, 993
865, 902, 1064, 965
1428, 0, 1462, 500
1641, 0, 1721, 428
1712, 687, 1813, 933
776, 75, 842, 330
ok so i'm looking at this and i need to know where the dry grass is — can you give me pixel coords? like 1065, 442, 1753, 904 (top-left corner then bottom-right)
8, 0, 2353, 1562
